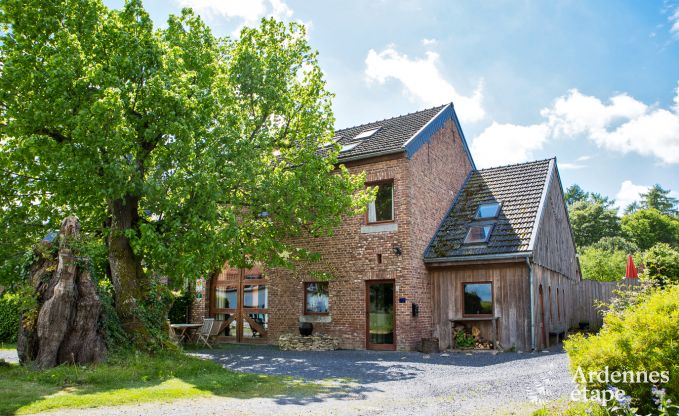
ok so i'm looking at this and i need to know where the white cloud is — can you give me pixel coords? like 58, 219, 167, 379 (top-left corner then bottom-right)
364, 46, 485, 123
470, 84, 679, 168
615, 180, 649, 213
559, 162, 586, 170
177, 0, 293, 26
422, 38, 437, 46
670, 7, 679, 37
575, 155, 592, 162
470, 122, 549, 168
615, 180, 679, 213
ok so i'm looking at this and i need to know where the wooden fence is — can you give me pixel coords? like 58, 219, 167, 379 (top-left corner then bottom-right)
572, 278, 640, 329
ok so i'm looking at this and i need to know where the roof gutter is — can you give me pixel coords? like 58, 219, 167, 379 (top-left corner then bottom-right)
336, 148, 404, 164
424, 251, 532, 264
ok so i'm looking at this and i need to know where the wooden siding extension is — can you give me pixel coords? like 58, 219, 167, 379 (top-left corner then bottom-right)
430, 262, 531, 351
431, 261, 640, 351
532, 168, 580, 280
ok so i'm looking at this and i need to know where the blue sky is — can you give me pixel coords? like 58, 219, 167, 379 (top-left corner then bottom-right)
105, 0, 679, 212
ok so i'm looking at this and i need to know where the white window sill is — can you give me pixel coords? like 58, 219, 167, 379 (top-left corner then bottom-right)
299, 315, 331, 323
361, 223, 398, 233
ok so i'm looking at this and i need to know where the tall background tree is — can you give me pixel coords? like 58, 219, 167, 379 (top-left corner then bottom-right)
0, 0, 370, 346
566, 182, 679, 281
568, 199, 621, 248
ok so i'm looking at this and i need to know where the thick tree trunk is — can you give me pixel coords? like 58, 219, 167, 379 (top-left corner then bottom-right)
108, 195, 149, 345
17, 217, 107, 368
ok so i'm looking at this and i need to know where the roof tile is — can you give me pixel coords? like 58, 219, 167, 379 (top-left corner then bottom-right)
425, 159, 553, 259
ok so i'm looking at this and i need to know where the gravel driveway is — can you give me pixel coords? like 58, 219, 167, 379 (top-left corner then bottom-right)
22, 344, 576, 416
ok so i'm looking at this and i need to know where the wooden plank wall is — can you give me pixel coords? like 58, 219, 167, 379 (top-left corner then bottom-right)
431, 261, 640, 351
532, 168, 580, 279
571, 278, 640, 329
430, 262, 531, 351
532, 265, 640, 348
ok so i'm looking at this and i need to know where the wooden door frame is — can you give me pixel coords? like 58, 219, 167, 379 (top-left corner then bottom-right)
365, 279, 396, 350
210, 267, 268, 343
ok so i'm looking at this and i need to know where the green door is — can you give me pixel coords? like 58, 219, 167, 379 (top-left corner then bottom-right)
366, 280, 395, 350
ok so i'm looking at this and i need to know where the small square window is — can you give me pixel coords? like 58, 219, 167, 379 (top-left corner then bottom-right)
463, 282, 493, 316
367, 182, 394, 223
475, 202, 501, 219
464, 224, 494, 244
304, 282, 329, 314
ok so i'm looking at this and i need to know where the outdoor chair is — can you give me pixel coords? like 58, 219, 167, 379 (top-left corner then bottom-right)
196, 318, 215, 349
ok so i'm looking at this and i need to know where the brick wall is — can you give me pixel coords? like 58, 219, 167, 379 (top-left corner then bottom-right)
193, 118, 473, 350
401, 119, 473, 347
267, 118, 472, 350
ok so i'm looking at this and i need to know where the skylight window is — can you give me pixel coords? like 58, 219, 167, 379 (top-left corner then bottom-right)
340, 142, 361, 152
353, 127, 380, 140
464, 224, 494, 244
475, 202, 501, 219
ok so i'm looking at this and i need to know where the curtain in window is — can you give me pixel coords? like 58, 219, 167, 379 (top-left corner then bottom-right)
368, 201, 377, 223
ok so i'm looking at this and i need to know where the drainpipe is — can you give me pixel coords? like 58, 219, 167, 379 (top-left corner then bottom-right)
526, 257, 536, 352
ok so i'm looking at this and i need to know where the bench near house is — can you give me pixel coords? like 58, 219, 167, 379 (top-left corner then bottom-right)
191, 103, 594, 352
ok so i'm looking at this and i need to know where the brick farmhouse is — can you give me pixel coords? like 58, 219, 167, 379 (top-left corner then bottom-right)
193, 103, 596, 352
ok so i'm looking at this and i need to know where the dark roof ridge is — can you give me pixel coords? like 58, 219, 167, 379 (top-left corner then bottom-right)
334, 103, 448, 134
477, 157, 555, 173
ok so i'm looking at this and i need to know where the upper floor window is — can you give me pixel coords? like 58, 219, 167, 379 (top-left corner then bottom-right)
367, 181, 394, 223
475, 202, 501, 219
464, 224, 494, 244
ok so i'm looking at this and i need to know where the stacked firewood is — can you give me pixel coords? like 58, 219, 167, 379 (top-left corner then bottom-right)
452, 324, 494, 350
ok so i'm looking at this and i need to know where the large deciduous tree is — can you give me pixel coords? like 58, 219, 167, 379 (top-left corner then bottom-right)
621, 209, 679, 251
0, 0, 369, 345
568, 200, 621, 248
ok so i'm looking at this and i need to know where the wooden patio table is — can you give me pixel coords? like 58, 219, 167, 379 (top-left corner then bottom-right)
170, 323, 203, 344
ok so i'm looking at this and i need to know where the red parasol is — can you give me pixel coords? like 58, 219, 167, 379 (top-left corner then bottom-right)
625, 255, 638, 279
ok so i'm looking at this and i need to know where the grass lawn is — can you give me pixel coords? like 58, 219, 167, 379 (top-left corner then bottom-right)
533, 399, 610, 415
0, 343, 16, 351
0, 349, 334, 415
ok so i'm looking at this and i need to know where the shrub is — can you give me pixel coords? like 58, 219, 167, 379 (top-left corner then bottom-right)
0, 292, 21, 342
579, 246, 629, 281
168, 289, 194, 324
565, 285, 679, 414
641, 243, 679, 286
454, 331, 476, 349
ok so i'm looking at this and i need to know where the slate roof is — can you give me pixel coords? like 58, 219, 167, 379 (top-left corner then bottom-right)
424, 158, 554, 260
334, 104, 448, 161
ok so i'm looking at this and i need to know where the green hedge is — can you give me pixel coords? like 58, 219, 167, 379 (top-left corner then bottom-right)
0, 292, 22, 342
565, 285, 679, 414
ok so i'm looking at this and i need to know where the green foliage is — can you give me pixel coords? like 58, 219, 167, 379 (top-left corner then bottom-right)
565, 184, 589, 206
0, 284, 38, 342
579, 246, 628, 281
640, 184, 678, 215
0, 292, 21, 342
454, 331, 476, 349
533, 400, 610, 416
565, 285, 679, 414
97, 279, 129, 351
621, 209, 679, 251
132, 276, 174, 351
569, 200, 621, 248
167, 289, 194, 324
590, 236, 639, 254
0, 0, 371, 285
640, 243, 679, 285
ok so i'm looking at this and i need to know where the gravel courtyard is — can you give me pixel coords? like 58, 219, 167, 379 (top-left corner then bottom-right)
8, 344, 577, 416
